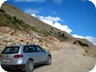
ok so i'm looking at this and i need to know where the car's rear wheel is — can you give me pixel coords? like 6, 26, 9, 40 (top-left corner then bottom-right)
46, 56, 51, 65
25, 60, 34, 72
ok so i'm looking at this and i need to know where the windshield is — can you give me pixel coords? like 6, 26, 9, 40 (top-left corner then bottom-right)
1, 46, 20, 54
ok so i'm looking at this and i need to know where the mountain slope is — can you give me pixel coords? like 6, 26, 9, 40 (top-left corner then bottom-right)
0, 2, 95, 52
1, 3, 73, 39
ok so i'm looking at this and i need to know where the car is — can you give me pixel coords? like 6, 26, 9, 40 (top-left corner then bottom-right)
0, 44, 52, 72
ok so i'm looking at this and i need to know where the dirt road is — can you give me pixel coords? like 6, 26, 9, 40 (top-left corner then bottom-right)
0, 45, 96, 72
34, 47, 96, 72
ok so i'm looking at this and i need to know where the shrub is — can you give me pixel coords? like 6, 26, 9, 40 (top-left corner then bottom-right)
74, 40, 89, 47
73, 41, 76, 44
61, 33, 65, 37
77, 41, 89, 47
51, 28, 53, 30
58, 32, 61, 34
0, 9, 5, 13
85, 50, 88, 53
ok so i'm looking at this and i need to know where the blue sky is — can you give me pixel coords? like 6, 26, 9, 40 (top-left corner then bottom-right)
3, 0, 96, 45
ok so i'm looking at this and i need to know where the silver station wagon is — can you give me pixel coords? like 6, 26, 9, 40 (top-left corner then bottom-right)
0, 45, 52, 72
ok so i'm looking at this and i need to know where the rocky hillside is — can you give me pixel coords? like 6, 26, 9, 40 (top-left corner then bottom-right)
1, 3, 72, 38
0, 3, 96, 57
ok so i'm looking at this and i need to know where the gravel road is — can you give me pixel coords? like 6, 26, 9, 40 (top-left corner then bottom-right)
34, 47, 96, 72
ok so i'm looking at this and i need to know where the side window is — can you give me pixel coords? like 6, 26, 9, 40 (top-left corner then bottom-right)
29, 46, 36, 52
35, 46, 43, 52
23, 46, 29, 53
23, 46, 36, 53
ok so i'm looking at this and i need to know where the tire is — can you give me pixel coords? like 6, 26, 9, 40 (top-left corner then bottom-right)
46, 56, 51, 65
25, 60, 34, 72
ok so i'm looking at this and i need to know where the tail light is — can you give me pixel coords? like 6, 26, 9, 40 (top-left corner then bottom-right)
14, 54, 23, 58
0, 54, 2, 58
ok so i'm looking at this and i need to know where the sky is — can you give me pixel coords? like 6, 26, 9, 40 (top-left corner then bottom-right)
0, 0, 96, 45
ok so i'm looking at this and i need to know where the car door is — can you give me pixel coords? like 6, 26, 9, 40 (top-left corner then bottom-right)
23, 45, 39, 63
35, 45, 47, 62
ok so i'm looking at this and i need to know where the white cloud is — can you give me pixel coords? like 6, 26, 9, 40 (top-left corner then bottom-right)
31, 14, 72, 34
31, 14, 37, 17
53, 0, 63, 4
72, 34, 86, 39
72, 34, 96, 45
0, 0, 7, 8
89, 0, 96, 7
53, 22, 72, 34
38, 15, 61, 24
24, 8, 43, 14
14, 0, 46, 3
24, 8, 39, 14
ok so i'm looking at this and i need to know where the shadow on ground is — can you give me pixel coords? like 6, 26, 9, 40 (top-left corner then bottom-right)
8, 64, 46, 72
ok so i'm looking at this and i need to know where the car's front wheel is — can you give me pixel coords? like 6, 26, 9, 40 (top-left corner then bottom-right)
46, 56, 51, 65
25, 60, 34, 72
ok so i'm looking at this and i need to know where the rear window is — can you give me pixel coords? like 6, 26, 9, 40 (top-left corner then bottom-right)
1, 46, 20, 54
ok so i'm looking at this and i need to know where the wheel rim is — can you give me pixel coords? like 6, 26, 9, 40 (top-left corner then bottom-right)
28, 62, 33, 71
47, 57, 51, 64
26, 61, 33, 72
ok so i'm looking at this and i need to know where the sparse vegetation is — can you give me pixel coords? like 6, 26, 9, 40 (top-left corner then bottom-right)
0, 11, 54, 36
83, 49, 96, 58
73, 40, 89, 47
51, 28, 53, 30
43, 30, 52, 36
61, 33, 65, 37
0, 9, 5, 13
58, 32, 61, 34
85, 49, 89, 53
55, 32, 68, 41
50, 30, 52, 33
